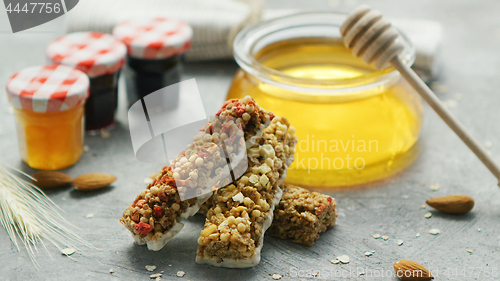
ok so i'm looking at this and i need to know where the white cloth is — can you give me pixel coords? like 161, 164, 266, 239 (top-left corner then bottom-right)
65, 1, 442, 77
65, 0, 264, 61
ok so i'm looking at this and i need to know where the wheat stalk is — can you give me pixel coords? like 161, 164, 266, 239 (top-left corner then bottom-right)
0, 164, 94, 269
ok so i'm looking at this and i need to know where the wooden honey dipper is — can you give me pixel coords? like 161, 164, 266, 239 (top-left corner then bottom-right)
341, 5, 500, 186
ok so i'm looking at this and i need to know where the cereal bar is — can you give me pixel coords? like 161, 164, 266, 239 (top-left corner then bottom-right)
120, 96, 274, 250
199, 184, 337, 246
196, 117, 297, 267
268, 184, 337, 246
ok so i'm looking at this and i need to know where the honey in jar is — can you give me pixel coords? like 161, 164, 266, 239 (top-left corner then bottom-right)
227, 13, 423, 188
6, 65, 89, 170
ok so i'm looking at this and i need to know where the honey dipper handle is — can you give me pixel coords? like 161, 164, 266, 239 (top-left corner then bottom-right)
390, 57, 500, 186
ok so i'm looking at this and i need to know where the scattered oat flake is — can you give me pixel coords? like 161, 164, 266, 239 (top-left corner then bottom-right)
271, 273, 282, 280
83, 145, 90, 152
467, 249, 473, 253
478, 228, 481, 232
312, 271, 319, 277
337, 255, 350, 264
402, 195, 409, 199
429, 229, 440, 235
146, 265, 156, 272
365, 251, 373, 257
421, 205, 426, 209
109, 269, 115, 274
61, 248, 76, 256
425, 212, 432, 219
485, 141, 492, 148
85, 213, 94, 219
382, 235, 389, 241
430, 184, 440, 191
144, 177, 154, 184
372, 234, 381, 239
416, 233, 420, 238
150, 273, 162, 279
177, 271, 186, 277
100, 129, 110, 138
397, 239, 404, 246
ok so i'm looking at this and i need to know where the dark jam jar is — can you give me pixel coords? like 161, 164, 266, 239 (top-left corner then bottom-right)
46, 32, 126, 132
112, 17, 192, 105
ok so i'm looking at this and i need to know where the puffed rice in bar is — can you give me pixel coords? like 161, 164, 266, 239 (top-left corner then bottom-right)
195, 116, 297, 268
120, 96, 274, 250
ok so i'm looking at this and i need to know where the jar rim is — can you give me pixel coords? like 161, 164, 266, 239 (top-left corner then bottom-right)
232, 12, 416, 94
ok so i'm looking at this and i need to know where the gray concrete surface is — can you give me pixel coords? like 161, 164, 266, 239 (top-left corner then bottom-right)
1, 0, 499, 280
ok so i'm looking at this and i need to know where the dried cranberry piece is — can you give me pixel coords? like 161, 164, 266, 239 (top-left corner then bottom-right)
134, 222, 152, 235
158, 191, 169, 202
136, 199, 147, 208
315, 204, 326, 216
154, 206, 163, 217
131, 213, 140, 223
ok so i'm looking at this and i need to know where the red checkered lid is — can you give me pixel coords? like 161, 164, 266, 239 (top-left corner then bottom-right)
46, 32, 126, 78
6, 65, 89, 113
112, 17, 192, 59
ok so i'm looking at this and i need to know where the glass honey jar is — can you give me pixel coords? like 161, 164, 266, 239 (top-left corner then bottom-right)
6, 65, 89, 170
227, 13, 424, 188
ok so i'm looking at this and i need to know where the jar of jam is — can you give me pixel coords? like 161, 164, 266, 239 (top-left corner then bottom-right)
46, 32, 126, 133
6, 65, 89, 170
227, 12, 424, 188
112, 17, 192, 106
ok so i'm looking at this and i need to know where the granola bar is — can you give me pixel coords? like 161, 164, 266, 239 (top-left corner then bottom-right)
196, 117, 297, 267
199, 184, 337, 246
120, 96, 274, 251
268, 184, 337, 246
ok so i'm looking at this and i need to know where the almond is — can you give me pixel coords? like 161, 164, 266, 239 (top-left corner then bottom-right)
394, 260, 433, 281
73, 173, 116, 191
426, 195, 474, 214
32, 171, 73, 189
